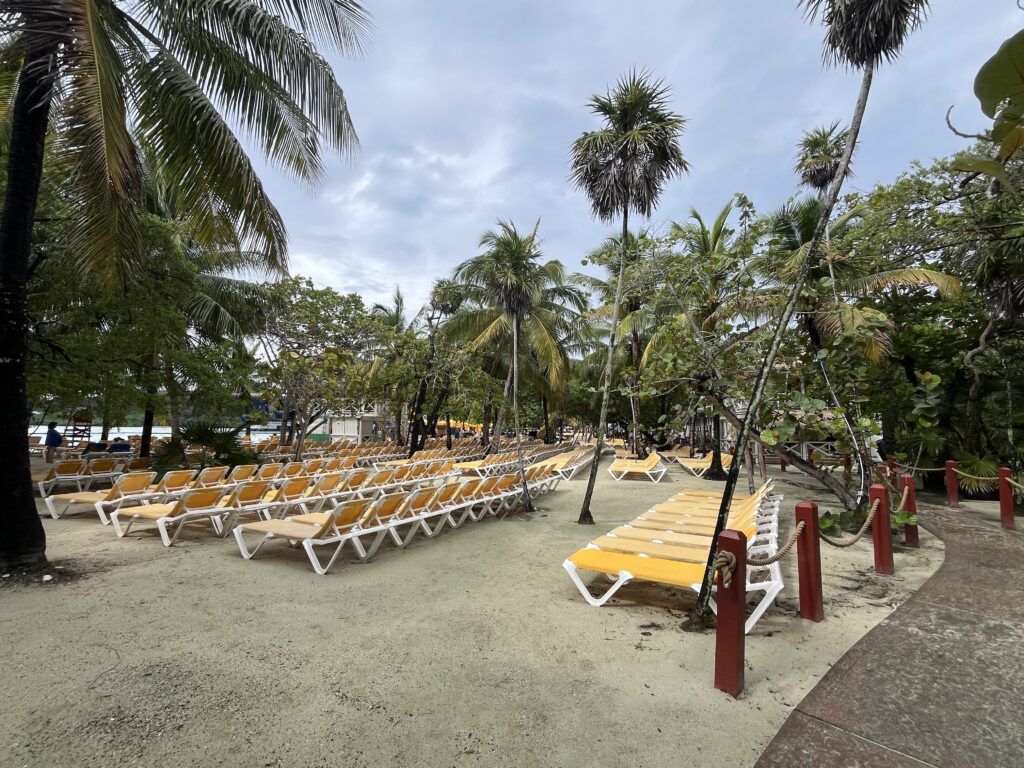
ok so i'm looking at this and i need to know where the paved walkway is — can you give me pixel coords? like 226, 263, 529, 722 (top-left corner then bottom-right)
756, 498, 1024, 767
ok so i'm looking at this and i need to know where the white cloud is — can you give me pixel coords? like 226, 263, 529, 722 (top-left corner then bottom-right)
258, 0, 1015, 308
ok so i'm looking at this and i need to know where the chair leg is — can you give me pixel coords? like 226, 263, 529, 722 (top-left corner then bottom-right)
233, 528, 273, 560
563, 560, 634, 607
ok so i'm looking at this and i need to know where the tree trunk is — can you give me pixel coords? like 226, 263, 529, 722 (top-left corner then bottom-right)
488, 365, 514, 455
705, 413, 727, 480
446, 413, 452, 450
393, 403, 404, 446
0, 33, 58, 567
965, 315, 997, 454
511, 318, 533, 513
541, 396, 550, 443
579, 206, 630, 524
481, 397, 491, 450
140, 404, 155, 458
165, 361, 182, 440
278, 398, 290, 444
630, 329, 644, 457
100, 400, 111, 442
699, 387, 858, 508
697, 61, 875, 613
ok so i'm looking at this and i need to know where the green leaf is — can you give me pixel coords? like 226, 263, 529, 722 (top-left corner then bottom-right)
975, 28, 1024, 120
951, 157, 1016, 192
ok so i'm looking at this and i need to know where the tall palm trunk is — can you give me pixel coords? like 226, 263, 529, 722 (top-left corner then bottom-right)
578, 207, 629, 524
140, 399, 155, 458
541, 396, 550, 443
0, 35, 58, 566
629, 328, 644, 457
698, 62, 874, 612
488, 364, 514, 455
165, 360, 182, 439
705, 413, 727, 480
481, 397, 491, 450
511, 318, 533, 513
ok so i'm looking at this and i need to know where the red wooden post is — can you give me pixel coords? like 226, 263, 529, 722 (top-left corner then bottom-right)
807, 450, 815, 468
999, 467, 1015, 531
887, 459, 898, 479
945, 460, 959, 508
795, 502, 824, 622
714, 529, 746, 698
900, 474, 919, 548
869, 484, 894, 575
779, 456, 788, 473
843, 454, 852, 471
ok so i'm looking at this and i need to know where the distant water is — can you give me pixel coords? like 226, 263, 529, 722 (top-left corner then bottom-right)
28, 425, 278, 440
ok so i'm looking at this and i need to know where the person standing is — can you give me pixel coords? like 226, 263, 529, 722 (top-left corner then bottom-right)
44, 422, 63, 463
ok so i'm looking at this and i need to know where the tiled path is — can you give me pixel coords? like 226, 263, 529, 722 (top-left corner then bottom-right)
756, 500, 1024, 767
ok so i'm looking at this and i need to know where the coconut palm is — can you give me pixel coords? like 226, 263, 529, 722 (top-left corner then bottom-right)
795, 122, 852, 194
570, 70, 689, 524
0, 1, 368, 567
447, 220, 587, 510
697, 0, 932, 610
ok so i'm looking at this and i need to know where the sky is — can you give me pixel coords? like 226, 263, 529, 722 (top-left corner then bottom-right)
258, 1, 1020, 311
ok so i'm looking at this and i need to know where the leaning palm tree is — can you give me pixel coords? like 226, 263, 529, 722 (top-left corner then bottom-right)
448, 220, 587, 510
0, 1, 369, 567
570, 70, 689, 524
698, 0, 931, 612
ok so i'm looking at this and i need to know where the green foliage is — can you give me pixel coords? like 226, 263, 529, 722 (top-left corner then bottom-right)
152, 420, 259, 472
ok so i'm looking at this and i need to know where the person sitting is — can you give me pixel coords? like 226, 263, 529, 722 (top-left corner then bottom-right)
44, 422, 63, 463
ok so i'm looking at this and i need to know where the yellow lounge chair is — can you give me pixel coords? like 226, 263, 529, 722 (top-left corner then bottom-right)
607, 452, 667, 482
233, 498, 376, 573
563, 492, 784, 633
110, 487, 228, 546
43, 471, 157, 523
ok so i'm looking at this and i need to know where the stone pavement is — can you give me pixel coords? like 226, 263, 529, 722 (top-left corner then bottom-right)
756, 498, 1024, 767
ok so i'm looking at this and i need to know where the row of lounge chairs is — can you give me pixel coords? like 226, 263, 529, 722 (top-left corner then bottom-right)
42, 462, 562, 572
563, 482, 783, 634
533, 446, 597, 480
44, 457, 464, 522
235, 467, 560, 574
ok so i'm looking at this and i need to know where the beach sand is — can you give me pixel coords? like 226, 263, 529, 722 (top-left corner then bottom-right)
2, 457, 943, 767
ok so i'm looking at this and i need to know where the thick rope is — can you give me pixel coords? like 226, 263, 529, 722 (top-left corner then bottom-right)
819, 497, 881, 548
952, 468, 1000, 483
713, 549, 737, 589
748, 521, 805, 567
1006, 477, 1024, 493
893, 462, 946, 473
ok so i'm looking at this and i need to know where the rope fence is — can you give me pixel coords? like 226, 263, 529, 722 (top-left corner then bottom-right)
952, 467, 1001, 483
820, 496, 882, 548
749, 521, 806, 567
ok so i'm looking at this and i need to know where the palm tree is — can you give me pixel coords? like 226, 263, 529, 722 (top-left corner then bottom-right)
698, 0, 932, 610
667, 203, 748, 479
583, 229, 659, 458
448, 220, 587, 510
795, 122, 852, 194
0, 1, 368, 567
570, 70, 689, 524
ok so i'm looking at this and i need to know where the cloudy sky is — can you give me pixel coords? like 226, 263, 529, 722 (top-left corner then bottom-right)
260, 1, 1018, 311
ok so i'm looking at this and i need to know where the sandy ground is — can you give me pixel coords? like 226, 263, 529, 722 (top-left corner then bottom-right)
2, 458, 944, 768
